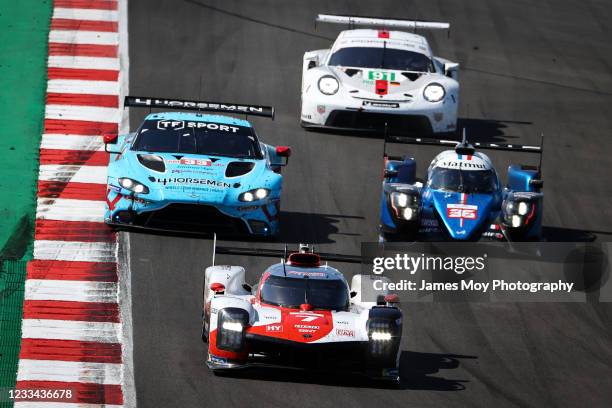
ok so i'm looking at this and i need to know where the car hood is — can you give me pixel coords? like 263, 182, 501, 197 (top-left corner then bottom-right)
329, 65, 436, 98
118, 152, 267, 204
246, 305, 365, 344
431, 190, 495, 240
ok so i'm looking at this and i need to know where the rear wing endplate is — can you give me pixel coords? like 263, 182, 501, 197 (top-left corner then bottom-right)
124, 96, 275, 119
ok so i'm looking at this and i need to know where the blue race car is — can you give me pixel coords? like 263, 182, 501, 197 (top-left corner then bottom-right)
103, 96, 291, 237
379, 131, 543, 241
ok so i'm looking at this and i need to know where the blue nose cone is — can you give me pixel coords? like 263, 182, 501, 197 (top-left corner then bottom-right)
432, 190, 494, 240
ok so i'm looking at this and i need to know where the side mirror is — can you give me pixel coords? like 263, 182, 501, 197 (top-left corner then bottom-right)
350, 291, 357, 298
444, 62, 459, 78
384, 294, 400, 304
384, 169, 398, 179
104, 133, 121, 153
307, 60, 317, 69
104, 133, 118, 144
529, 179, 543, 189
275, 146, 291, 166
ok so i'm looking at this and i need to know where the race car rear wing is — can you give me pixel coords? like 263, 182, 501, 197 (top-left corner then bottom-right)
316, 14, 450, 32
124, 96, 275, 119
384, 129, 544, 179
210, 234, 362, 266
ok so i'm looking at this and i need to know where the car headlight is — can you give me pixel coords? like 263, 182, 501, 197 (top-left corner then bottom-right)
423, 83, 446, 102
318, 75, 339, 95
390, 192, 418, 220
371, 331, 392, 341
239, 188, 270, 202
119, 178, 149, 194
222, 321, 243, 332
503, 199, 535, 228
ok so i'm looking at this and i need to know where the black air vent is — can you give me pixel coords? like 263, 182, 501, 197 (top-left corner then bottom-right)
401, 72, 423, 81
344, 68, 361, 77
225, 162, 255, 177
137, 154, 165, 172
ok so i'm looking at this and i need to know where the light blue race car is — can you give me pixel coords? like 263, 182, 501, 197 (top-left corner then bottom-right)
103, 96, 291, 237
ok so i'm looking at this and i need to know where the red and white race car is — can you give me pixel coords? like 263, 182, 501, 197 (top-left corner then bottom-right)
201, 244, 402, 381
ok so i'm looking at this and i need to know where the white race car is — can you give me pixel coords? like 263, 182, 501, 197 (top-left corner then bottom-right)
202, 244, 402, 381
301, 15, 459, 135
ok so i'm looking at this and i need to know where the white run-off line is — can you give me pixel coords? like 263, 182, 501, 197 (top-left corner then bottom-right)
36, 198, 106, 222
33, 240, 116, 263
48, 79, 120, 95
48, 56, 120, 71
41, 134, 105, 151
17, 359, 122, 385
45, 104, 121, 123
16, 0, 131, 406
49, 30, 120, 46
38, 164, 108, 184
53, 8, 119, 22
25, 279, 119, 303
21, 319, 121, 343
16, 403, 123, 408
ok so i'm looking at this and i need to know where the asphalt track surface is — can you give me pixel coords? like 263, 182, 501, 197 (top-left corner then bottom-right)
127, 1, 612, 407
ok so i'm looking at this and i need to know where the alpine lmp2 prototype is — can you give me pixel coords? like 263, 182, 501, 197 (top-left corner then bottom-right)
301, 14, 459, 134
104, 96, 291, 237
380, 131, 544, 241
202, 244, 402, 381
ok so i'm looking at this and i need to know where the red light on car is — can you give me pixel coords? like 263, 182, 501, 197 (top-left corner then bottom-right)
300, 303, 313, 311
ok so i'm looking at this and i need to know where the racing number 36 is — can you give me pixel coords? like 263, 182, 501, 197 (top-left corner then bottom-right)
447, 204, 478, 220
368, 71, 396, 81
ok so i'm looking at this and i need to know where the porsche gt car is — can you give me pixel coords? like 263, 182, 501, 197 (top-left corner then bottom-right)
380, 132, 544, 241
104, 96, 291, 237
202, 244, 402, 381
301, 14, 459, 134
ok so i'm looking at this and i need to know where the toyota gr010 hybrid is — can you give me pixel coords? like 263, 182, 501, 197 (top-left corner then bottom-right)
380, 132, 544, 241
301, 14, 459, 134
202, 244, 402, 381
104, 96, 291, 237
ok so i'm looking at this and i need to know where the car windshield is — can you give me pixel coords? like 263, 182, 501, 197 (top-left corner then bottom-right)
260, 274, 349, 311
429, 168, 498, 194
328, 46, 433, 72
131, 119, 262, 159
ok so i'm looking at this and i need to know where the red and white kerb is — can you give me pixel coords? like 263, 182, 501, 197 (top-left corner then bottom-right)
15, 0, 127, 405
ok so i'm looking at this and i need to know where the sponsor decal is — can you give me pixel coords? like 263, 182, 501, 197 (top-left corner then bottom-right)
209, 355, 228, 364
421, 218, 439, 227
289, 312, 324, 322
363, 101, 400, 108
266, 324, 283, 333
157, 120, 240, 133
167, 157, 212, 166
238, 205, 260, 212
287, 270, 326, 277
368, 70, 396, 81
129, 97, 271, 116
439, 161, 487, 169
152, 177, 231, 188
336, 329, 355, 337
447, 203, 478, 220
294, 324, 320, 333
